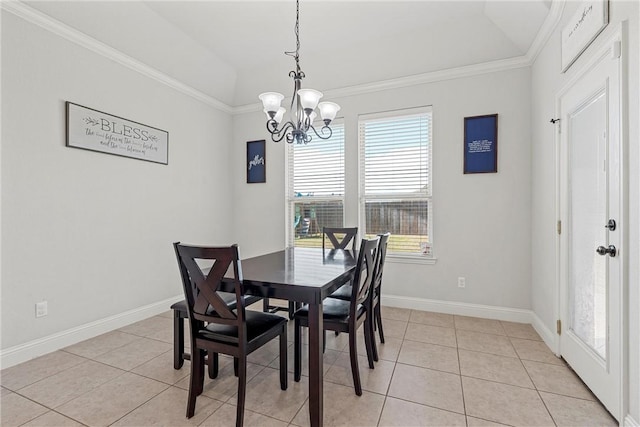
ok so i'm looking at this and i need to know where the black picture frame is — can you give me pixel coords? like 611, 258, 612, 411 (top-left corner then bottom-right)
246, 140, 266, 183
463, 114, 498, 174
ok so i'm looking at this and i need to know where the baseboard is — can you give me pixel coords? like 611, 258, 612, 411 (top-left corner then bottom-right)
380, 294, 533, 323
0, 295, 183, 369
625, 414, 640, 427
531, 312, 560, 355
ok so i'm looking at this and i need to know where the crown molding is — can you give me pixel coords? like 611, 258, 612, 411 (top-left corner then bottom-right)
525, 0, 566, 64
1, 1, 234, 114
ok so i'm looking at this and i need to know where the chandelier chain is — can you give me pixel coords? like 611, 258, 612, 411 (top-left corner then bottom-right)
284, 0, 302, 75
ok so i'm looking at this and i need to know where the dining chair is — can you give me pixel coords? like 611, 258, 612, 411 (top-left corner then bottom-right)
322, 227, 358, 252
173, 242, 287, 426
170, 293, 262, 370
327, 233, 390, 362
293, 236, 379, 396
368, 233, 390, 361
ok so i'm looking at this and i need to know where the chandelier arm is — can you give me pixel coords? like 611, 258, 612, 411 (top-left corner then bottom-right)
267, 120, 295, 143
308, 124, 333, 140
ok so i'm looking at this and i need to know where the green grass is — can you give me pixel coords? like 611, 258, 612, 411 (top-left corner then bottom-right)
294, 234, 427, 253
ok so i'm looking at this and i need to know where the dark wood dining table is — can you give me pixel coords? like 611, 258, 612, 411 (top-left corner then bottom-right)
226, 247, 357, 427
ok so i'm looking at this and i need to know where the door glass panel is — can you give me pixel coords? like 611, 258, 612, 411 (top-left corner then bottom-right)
568, 90, 607, 360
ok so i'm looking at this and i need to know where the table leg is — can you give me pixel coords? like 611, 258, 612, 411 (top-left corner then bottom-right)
308, 301, 323, 427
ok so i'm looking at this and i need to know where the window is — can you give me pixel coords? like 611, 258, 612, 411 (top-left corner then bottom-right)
287, 124, 345, 247
359, 107, 432, 256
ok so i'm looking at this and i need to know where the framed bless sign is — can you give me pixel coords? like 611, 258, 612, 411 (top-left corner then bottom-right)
464, 114, 498, 174
66, 102, 168, 164
246, 140, 266, 183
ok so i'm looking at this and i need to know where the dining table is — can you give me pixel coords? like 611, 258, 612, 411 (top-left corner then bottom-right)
224, 246, 357, 427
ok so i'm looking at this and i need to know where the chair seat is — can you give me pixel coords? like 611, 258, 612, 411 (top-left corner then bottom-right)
171, 293, 262, 314
327, 284, 351, 301
199, 310, 287, 344
295, 298, 364, 321
170, 299, 188, 311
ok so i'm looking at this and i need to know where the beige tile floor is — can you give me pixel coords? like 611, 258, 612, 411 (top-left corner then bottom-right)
1, 306, 618, 427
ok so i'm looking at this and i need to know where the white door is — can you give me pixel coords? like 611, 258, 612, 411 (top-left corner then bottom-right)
558, 41, 622, 421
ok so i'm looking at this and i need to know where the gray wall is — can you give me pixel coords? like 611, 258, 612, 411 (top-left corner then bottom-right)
1, 13, 234, 349
232, 67, 533, 312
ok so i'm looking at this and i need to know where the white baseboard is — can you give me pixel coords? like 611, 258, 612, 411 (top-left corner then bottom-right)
381, 294, 533, 323
0, 295, 183, 369
531, 312, 560, 355
625, 414, 640, 427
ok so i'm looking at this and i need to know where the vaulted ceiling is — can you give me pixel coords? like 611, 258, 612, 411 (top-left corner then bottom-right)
25, 1, 552, 107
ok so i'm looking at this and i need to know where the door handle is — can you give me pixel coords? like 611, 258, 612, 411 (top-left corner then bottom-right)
596, 245, 617, 257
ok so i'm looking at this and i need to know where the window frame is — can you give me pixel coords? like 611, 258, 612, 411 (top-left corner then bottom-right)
358, 107, 435, 262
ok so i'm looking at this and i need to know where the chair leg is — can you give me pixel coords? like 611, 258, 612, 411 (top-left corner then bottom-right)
263, 298, 270, 312
279, 329, 288, 390
234, 357, 239, 377
208, 352, 218, 379
187, 348, 204, 418
348, 327, 362, 396
294, 318, 302, 382
375, 303, 385, 343
236, 357, 247, 427
173, 311, 184, 370
363, 317, 376, 369
368, 305, 379, 362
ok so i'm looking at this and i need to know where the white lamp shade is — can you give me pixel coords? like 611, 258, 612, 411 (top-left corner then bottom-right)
308, 111, 317, 123
274, 107, 286, 123
297, 89, 323, 110
259, 92, 284, 112
318, 102, 340, 122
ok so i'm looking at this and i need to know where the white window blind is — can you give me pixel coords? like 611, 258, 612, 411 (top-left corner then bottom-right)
359, 108, 433, 256
288, 124, 345, 247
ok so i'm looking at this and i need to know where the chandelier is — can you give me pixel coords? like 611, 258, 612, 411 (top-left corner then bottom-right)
258, 0, 340, 144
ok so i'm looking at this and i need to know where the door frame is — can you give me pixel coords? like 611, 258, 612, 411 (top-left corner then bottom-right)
554, 24, 628, 420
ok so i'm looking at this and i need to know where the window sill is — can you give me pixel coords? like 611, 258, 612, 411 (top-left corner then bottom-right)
387, 254, 437, 265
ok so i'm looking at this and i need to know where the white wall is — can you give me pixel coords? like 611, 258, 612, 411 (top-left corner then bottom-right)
232, 67, 532, 313
1, 13, 234, 351
530, 0, 639, 422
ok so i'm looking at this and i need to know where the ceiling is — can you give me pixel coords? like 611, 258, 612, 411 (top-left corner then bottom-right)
24, 1, 552, 107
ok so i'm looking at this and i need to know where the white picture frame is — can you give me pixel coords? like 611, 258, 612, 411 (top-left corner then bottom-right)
561, 0, 609, 72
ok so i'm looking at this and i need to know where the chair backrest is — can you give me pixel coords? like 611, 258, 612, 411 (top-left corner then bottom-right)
373, 233, 391, 294
350, 236, 380, 313
323, 227, 358, 252
173, 242, 246, 337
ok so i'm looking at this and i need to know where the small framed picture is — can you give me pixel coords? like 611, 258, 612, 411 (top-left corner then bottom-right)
464, 114, 498, 174
246, 140, 266, 183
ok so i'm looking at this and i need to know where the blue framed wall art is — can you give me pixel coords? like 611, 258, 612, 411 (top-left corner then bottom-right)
246, 139, 266, 183
463, 114, 498, 174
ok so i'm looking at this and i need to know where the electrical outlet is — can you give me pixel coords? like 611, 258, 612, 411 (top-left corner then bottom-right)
458, 277, 466, 288
35, 301, 48, 318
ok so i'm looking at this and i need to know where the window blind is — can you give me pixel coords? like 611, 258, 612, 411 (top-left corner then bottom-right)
359, 108, 432, 255
288, 124, 345, 247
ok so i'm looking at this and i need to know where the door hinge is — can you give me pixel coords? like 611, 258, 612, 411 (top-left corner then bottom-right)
557, 220, 562, 235
557, 319, 562, 335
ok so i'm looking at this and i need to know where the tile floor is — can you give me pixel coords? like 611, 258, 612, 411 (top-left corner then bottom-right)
1, 306, 618, 426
